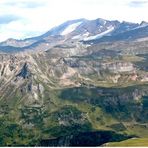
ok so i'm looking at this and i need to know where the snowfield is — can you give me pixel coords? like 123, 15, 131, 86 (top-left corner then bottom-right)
72, 32, 89, 40
61, 21, 82, 35
83, 26, 115, 41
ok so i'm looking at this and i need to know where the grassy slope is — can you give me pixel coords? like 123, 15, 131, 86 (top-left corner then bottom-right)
106, 138, 148, 146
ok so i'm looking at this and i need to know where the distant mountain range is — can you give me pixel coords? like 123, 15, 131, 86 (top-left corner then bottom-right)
0, 18, 148, 53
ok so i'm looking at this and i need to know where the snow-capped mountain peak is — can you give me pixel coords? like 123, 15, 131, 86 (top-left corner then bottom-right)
1, 17, 148, 51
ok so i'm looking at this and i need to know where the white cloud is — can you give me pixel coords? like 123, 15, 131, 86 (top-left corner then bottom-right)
0, 0, 148, 41
128, 1, 148, 7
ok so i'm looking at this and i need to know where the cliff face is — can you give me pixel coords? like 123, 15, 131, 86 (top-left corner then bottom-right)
101, 62, 135, 73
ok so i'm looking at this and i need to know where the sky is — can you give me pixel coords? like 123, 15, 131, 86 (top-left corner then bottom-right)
0, 0, 148, 41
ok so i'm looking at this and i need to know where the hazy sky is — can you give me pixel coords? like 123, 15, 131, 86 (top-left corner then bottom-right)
0, 0, 148, 41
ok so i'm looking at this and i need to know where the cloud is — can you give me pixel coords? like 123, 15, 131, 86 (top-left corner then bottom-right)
0, 19, 43, 42
2, 0, 46, 9
0, 15, 20, 24
128, 0, 148, 7
20, 1, 45, 8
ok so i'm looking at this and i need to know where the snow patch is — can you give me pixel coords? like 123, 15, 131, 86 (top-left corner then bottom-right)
72, 34, 82, 39
102, 20, 106, 25
133, 23, 148, 30
72, 32, 89, 40
83, 26, 114, 41
61, 22, 82, 35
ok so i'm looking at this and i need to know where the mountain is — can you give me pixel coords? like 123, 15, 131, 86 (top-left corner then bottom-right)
1, 18, 147, 53
0, 18, 148, 146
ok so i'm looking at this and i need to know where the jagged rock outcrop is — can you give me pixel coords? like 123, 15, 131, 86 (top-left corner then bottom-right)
16, 62, 31, 79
